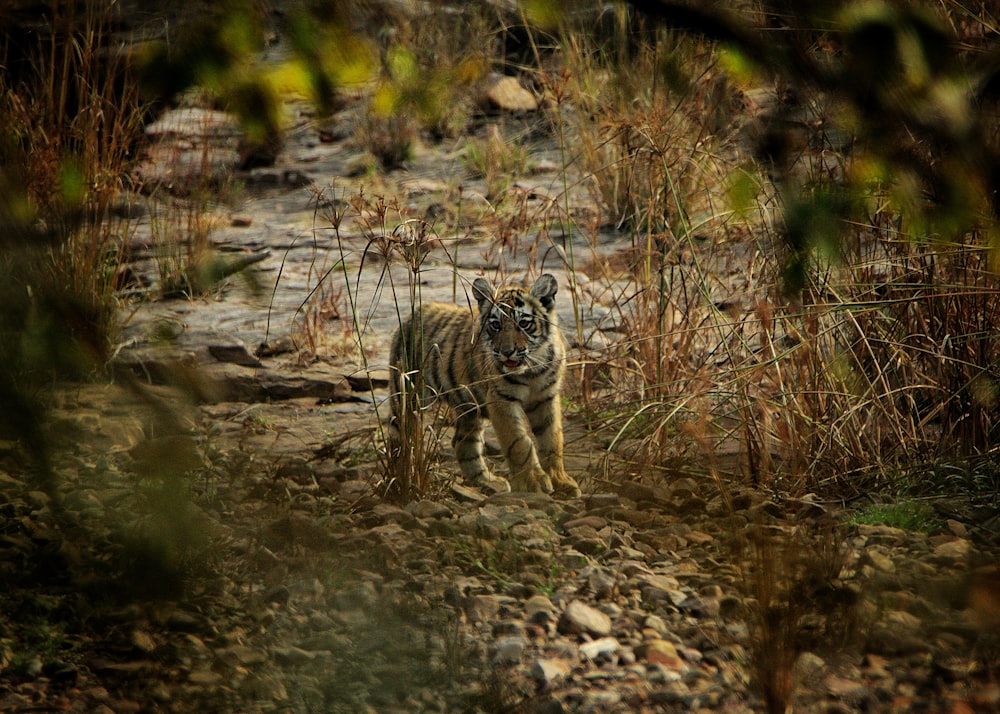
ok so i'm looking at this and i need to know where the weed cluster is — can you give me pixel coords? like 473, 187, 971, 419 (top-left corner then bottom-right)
308, 187, 452, 503
0, 0, 150, 519
1, 0, 144, 353
463, 124, 531, 202
737, 517, 860, 714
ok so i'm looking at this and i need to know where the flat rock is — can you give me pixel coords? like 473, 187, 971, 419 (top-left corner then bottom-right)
465, 594, 503, 622
407, 500, 453, 519
491, 636, 529, 665
129, 630, 157, 654
480, 75, 538, 113
188, 669, 224, 685
586, 566, 617, 599
223, 372, 364, 403
208, 344, 263, 367
931, 538, 972, 564
864, 549, 895, 573
145, 108, 241, 138
525, 594, 557, 624
564, 515, 608, 531
531, 657, 572, 685
636, 573, 687, 607
558, 599, 612, 637
824, 674, 869, 700
580, 636, 620, 661
636, 639, 684, 669
273, 646, 325, 665
451, 483, 488, 503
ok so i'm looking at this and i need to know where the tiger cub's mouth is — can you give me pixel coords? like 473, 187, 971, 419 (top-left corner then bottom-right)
502, 359, 522, 369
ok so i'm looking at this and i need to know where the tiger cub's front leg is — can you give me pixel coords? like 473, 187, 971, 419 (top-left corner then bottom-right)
488, 397, 554, 494
528, 394, 581, 498
452, 400, 511, 492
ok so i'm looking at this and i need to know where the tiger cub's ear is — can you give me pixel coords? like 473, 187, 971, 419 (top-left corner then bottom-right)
531, 274, 558, 309
472, 277, 494, 311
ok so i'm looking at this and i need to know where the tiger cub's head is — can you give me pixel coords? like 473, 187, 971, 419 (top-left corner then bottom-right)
472, 274, 560, 374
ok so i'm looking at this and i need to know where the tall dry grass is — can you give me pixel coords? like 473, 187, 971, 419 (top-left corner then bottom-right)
0, 0, 147, 495
518, 6, 1000, 707
531, 3, 1000, 503
310, 188, 451, 503
1, 0, 144, 344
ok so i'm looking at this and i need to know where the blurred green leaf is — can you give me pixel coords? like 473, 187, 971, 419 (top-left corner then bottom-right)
727, 167, 761, 217
523, 0, 564, 29
228, 73, 281, 144
781, 188, 850, 293
58, 159, 85, 209
387, 46, 418, 82
718, 46, 758, 86
373, 83, 401, 117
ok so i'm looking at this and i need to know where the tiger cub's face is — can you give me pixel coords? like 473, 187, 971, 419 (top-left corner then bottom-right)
472, 274, 559, 374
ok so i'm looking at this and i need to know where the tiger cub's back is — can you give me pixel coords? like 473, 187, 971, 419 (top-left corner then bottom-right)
389, 300, 486, 410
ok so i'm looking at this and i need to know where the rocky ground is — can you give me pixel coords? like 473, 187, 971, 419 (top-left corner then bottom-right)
2, 374, 999, 712
3, 15, 1000, 714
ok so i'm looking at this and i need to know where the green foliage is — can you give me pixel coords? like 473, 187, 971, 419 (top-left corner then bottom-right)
847, 499, 943, 532
138, 0, 377, 147
451, 523, 559, 589
780, 187, 851, 294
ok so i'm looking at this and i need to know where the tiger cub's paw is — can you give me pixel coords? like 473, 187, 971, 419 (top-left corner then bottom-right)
509, 469, 554, 495
550, 471, 581, 498
472, 472, 511, 495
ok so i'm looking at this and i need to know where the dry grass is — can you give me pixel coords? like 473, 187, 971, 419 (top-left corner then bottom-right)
463, 124, 531, 202
737, 517, 861, 714
536, 0, 1000, 503
312, 187, 450, 503
555, 16, 733, 236
290, 253, 357, 365
355, 2, 498, 168
1, 0, 146, 347
580, 199, 1000, 498
709, 212, 1000, 495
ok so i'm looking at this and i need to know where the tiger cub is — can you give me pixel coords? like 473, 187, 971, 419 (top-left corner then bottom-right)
389, 274, 581, 497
